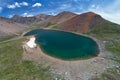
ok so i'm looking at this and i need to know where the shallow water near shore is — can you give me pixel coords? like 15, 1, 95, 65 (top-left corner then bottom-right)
24, 29, 99, 60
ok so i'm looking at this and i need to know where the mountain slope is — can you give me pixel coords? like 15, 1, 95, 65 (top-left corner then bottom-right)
59, 12, 105, 33
11, 14, 52, 25
40, 11, 77, 24
89, 20, 120, 40
0, 16, 27, 36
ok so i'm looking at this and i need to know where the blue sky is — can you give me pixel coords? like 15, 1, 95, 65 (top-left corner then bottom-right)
0, 0, 120, 24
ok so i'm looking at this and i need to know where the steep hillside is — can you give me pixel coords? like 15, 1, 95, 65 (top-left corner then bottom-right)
0, 16, 27, 36
59, 12, 105, 33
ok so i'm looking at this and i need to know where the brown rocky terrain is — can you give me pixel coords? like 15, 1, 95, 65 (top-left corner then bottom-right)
0, 16, 27, 36
39, 11, 77, 25
59, 12, 105, 33
0, 13, 53, 36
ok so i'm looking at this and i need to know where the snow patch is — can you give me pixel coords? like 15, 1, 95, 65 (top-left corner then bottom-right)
26, 37, 37, 48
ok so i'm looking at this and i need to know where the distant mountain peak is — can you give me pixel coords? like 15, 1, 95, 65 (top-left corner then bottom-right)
59, 11, 75, 14
79, 11, 97, 16
56, 11, 77, 16
12, 15, 22, 19
85, 11, 96, 14
43, 11, 77, 24
11, 14, 52, 25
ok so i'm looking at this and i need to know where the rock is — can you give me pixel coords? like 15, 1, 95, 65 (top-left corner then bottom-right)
65, 72, 68, 75
55, 78, 58, 80
116, 66, 119, 68
103, 41, 107, 43
106, 67, 110, 69
100, 58, 105, 60
93, 59, 97, 63
117, 70, 119, 73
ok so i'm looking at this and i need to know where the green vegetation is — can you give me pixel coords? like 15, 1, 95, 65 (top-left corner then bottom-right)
0, 35, 16, 42
45, 22, 54, 27
0, 38, 63, 80
29, 23, 44, 28
52, 25, 59, 29
106, 40, 120, 56
89, 21, 120, 80
89, 21, 120, 40
29, 22, 54, 29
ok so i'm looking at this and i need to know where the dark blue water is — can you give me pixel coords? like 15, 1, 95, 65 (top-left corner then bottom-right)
24, 29, 99, 60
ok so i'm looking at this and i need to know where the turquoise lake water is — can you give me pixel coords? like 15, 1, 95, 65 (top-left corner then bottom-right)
24, 29, 99, 60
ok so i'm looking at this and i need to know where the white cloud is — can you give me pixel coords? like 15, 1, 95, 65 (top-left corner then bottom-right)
20, 2, 28, 6
51, 12, 56, 15
8, 14, 14, 18
32, 3, 42, 7
92, 11, 120, 25
7, 2, 29, 9
22, 12, 33, 17
15, 2, 20, 7
7, 4, 16, 9
0, 7, 2, 12
91, 4, 95, 8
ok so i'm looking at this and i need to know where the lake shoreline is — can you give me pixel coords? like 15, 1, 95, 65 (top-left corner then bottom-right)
24, 28, 100, 60
22, 28, 116, 80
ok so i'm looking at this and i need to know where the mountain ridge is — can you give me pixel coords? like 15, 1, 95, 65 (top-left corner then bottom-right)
11, 14, 52, 25
0, 11, 119, 36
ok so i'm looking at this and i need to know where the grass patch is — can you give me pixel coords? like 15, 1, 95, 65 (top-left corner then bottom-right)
0, 35, 16, 42
29, 22, 54, 29
0, 38, 61, 80
89, 21, 120, 40
106, 40, 120, 56
45, 22, 54, 27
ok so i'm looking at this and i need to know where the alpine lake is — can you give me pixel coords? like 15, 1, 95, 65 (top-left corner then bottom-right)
24, 29, 99, 60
